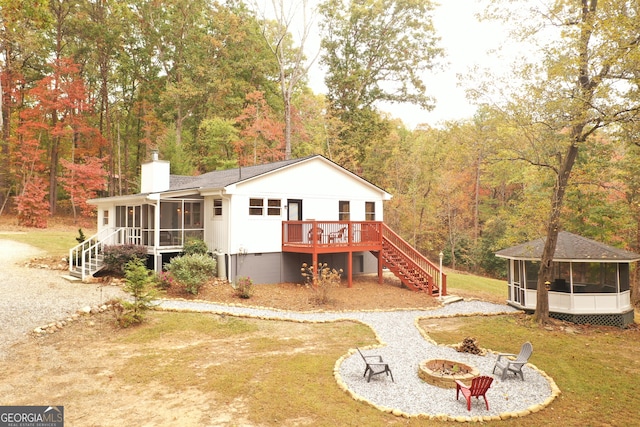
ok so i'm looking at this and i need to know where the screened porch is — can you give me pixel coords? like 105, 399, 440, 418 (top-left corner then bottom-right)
111, 197, 204, 248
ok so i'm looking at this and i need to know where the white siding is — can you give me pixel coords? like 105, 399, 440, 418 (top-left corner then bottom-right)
225, 159, 389, 254
203, 196, 230, 254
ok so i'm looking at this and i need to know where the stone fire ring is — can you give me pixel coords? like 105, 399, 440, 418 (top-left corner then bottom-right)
418, 359, 479, 389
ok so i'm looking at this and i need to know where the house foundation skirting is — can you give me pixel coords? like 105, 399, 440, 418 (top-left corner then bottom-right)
547, 310, 635, 328
512, 302, 635, 328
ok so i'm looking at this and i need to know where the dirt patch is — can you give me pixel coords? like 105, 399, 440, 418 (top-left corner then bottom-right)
161, 273, 441, 312
1, 309, 375, 426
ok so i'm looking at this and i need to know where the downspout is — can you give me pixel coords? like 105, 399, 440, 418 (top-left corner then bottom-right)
224, 191, 233, 284
213, 189, 233, 284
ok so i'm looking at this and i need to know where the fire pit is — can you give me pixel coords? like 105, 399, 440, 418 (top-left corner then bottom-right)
418, 359, 479, 389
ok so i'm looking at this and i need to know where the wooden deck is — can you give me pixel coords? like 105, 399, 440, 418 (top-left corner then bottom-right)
282, 221, 446, 295
282, 221, 383, 253
282, 221, 384, 286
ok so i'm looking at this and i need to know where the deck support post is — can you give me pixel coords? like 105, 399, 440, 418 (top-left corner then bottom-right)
347, 251, 353, 287
377, 251, 383, 284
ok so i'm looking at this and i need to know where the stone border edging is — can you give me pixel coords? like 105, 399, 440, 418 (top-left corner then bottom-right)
32, 303, 114, 335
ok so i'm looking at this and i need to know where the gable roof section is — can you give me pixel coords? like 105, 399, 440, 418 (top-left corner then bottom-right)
495, 231, 640, 262
169, 156, 309, 191
90, 155, 391, 205
168, 154, 391, 198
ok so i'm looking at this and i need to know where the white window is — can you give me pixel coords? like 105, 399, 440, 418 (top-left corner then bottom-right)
365, 202, 375, 220
267, 199, 281, 216
249, 198, 264, 215
339, 201, 350, 220
103, 210, 109, 226
213, 199, 222, 217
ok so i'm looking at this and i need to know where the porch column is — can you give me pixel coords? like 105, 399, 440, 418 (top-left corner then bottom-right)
154, 197, 161, 272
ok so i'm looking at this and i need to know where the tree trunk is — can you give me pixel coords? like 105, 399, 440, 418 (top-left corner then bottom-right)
0, 52, 12, 213
284, 96, 291, 160
534, 142, 580, 323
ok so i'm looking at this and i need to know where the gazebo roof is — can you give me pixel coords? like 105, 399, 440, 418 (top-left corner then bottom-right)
495, 231, 640, 262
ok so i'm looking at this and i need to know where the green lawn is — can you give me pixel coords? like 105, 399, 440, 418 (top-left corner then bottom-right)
0, 230, 81, 257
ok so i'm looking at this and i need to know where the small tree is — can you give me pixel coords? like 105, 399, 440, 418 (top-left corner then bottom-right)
301, 262, 343, 305
115, 257, 157, 327
15, 177, 49, 228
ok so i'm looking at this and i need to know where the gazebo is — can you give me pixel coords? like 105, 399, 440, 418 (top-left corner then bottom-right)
495, 231, 639, 327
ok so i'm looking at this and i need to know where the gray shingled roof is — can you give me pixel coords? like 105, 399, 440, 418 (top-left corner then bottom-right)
495, 231, 640, 261
168, 156, 315, 192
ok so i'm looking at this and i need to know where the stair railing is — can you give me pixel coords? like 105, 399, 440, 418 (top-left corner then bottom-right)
381, 224, 447, 296
68, 227, 130, 281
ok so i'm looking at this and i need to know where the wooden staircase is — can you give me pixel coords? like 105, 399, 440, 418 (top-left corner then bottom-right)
68, 227, 132, 281
378, 224, 446, 296
68, 253, 105, 280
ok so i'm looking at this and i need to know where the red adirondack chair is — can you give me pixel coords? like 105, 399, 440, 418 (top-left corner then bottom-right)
455, 376, 494, 411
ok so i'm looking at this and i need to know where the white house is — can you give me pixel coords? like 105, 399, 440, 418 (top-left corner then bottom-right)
70, 154, 446, 295
496, 231, 639, 327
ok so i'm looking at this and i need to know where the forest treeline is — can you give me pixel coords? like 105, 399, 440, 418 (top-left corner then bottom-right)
1, 0, 640, 280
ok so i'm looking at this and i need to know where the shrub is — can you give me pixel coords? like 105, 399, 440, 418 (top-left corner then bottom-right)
165, 253, 217, 295
182, 238, 209, 256
103, 244, 148, 275
113, 258, 157, 327
301, 262, 343, 305
234, 276, 254, 299
154, 271, 176, 290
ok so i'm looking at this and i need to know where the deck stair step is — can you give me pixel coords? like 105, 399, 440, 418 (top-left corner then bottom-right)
375, 224, 446, 297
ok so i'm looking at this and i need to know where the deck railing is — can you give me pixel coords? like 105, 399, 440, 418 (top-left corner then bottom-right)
282, 221, 383, 248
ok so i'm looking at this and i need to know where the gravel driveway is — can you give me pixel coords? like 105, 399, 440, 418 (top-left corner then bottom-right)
0, 238, 126, 359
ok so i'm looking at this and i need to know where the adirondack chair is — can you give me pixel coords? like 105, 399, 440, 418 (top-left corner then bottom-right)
356, 348, 394, 383
492, 342, 533, 381
455, 376, 494, 411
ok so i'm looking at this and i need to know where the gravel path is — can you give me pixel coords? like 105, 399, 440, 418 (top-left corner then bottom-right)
0, 238, 126, 359
157, 299, 559, 420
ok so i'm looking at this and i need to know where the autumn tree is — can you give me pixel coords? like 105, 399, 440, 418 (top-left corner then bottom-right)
483, 0, 640, 323
235, 91, 285, 166
14, 57, 105, 223
0, 0, 50, 213
60, 156, 108, 222
257, 0, 318, 159
191, 117, 239, 173
318, 0, 442, 165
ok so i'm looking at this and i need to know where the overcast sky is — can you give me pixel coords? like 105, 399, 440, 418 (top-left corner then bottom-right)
377, 1, 513, 129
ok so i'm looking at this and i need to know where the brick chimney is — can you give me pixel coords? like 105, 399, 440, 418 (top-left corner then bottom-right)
140, 150, 170, 193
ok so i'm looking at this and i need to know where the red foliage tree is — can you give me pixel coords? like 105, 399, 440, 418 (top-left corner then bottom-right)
234, 91, 285, 166
12, 57, 107, 225
59, 156, 108, 221
15, 176, 49, 228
